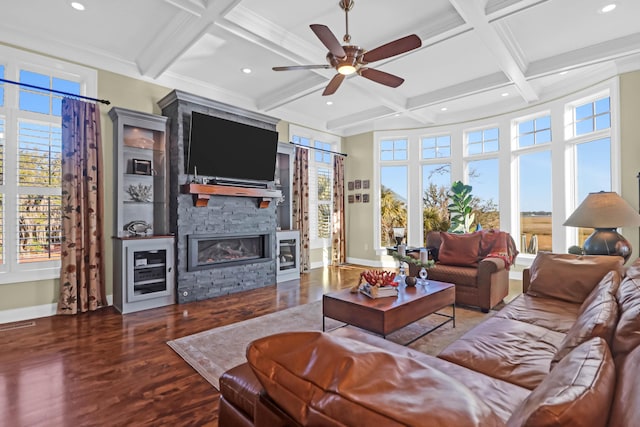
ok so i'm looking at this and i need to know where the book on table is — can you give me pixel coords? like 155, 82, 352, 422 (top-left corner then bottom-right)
359, 283, 398, 299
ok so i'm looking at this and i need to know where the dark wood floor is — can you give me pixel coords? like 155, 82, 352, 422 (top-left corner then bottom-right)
0, 265, 364, 427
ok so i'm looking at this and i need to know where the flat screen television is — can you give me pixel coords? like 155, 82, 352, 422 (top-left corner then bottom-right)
186, 111, 279, 183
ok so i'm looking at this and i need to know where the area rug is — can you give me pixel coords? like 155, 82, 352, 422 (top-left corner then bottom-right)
167, 300, 492, 390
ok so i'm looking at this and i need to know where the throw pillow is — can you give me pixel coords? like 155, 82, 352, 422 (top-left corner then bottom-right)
507, 337, 616, 427
247, 331, 504, 427
437, 232, 482, 267
527, 252, 624, 304
551, 282, 618, 366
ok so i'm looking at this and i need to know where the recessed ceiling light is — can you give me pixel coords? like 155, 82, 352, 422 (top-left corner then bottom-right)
70, 2, 85, 11
501, 92, 509, 97
440, 107, 448, 111
326, 101, 333, 105
241, 68, 252, 74
599, 3, 616, 13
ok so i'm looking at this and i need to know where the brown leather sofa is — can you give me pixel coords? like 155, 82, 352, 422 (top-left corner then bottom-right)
408, 230, 518, 312
219, 252, 640, 426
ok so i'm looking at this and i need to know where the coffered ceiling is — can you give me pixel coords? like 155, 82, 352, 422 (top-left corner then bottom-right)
1, 0, 639, 136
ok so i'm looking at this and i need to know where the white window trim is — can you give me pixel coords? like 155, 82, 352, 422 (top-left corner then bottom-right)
465, 124, 500, 157
0, 45, 97, 284
373, 78, 620, 267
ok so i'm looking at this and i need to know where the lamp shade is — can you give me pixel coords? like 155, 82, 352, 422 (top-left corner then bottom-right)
563, 191, 640, 228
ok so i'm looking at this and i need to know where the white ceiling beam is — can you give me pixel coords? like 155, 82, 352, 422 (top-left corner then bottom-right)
407, 72, 510, 109
257, 75, 329, 111
136, 0, 242, 79
525, 32, 640, 78
447, 0, 539, 103
326, 106, 396, 131
485, 0, 550, 21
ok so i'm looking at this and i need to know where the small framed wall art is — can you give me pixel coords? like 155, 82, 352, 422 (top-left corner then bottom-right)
362, 193, 370, 203
355, 180, 362, 189
348, 194, 354, 203
362, 180, 370, 189
348, 181, 355, 191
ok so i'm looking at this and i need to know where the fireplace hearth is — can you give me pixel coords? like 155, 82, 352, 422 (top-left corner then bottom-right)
188, 233, 272, 271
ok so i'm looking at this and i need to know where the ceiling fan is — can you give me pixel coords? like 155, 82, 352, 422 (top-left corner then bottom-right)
272, 0, 422, 96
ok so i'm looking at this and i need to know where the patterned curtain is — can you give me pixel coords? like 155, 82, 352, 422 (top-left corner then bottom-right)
292, 147, 310, 273
331, 155, 346, 265
57, 98, 107, 314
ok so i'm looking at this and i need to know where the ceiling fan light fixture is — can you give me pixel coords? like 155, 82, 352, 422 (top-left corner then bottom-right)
338, 64, 357, 75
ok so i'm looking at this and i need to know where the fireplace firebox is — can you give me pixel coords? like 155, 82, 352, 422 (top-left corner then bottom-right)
187, 233, 272, 271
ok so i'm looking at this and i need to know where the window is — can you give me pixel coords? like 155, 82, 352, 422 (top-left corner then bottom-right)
316, 166, 331, 239
380, 166, 407, 247
467, 127, 499, 155
290, 126, 339, 251
517, 115, 551, 148
0, 45, 96, 282
519, 150, 552, 253
565, 94, 612, 247
574, 97, 610, 136
380, 138, 407, 161
372, 83, 617, 261
421, 163, 450, 244
467, 158, 499, 230
421, 135, 450, 159
574, 138, 611, 246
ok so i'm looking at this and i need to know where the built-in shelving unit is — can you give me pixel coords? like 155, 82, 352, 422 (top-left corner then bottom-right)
109, 107, 175, 313
276, 230, 300, 282
275, 142, 300, 282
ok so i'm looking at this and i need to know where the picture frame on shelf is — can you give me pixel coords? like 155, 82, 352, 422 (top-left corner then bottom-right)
132, 159, 152, 175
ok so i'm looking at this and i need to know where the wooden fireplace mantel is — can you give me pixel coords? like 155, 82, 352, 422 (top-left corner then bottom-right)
181, 183, 282, 208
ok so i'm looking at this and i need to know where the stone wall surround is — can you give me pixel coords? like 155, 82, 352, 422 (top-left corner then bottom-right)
158, 90, 280, 303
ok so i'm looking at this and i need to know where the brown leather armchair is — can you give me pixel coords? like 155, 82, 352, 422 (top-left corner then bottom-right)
408, 230, 518, 312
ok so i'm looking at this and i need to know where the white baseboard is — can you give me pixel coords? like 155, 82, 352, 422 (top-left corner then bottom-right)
345, 257, 396, 268
0, 295, 113, 325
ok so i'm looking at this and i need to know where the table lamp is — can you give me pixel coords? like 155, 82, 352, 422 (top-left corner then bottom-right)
563, 191, 640, 261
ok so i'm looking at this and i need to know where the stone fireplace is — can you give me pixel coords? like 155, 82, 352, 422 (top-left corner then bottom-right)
158, 90, 280, 303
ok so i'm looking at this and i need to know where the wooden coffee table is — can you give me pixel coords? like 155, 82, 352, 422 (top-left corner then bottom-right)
323, 281, 455, 345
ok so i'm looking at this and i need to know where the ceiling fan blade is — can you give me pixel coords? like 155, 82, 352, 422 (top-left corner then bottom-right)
359, 68, 405, 88
273, 65, 332, 71
322, 74, 346, 96
310, 24, 346, 58
362, 34, 422, 63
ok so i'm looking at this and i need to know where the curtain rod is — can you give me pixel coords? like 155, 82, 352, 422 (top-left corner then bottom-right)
0, 77, 111, 105
289, 141, 347, 157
